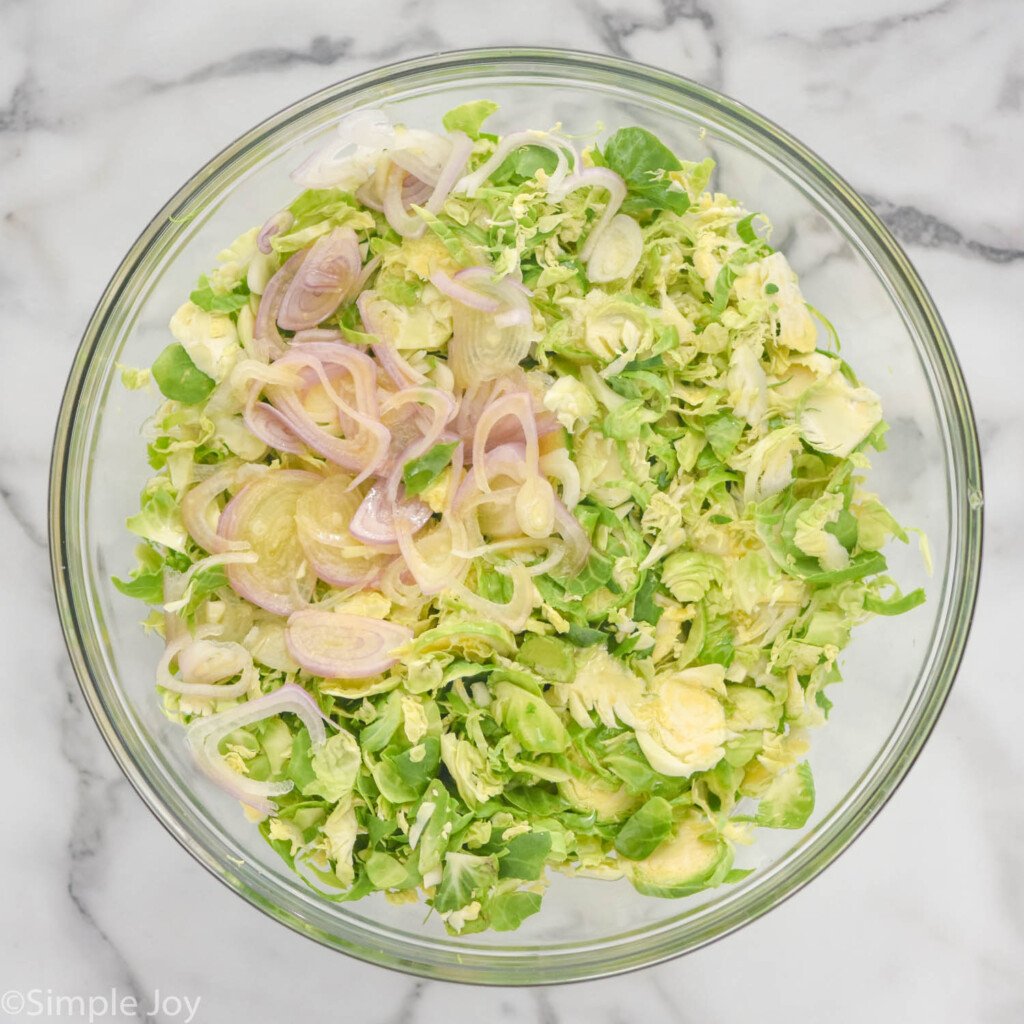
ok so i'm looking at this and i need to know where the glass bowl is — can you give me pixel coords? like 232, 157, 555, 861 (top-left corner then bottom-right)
49, 48, 983, 984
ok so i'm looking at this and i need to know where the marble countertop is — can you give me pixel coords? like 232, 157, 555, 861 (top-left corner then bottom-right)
2, 0, 1021, 1021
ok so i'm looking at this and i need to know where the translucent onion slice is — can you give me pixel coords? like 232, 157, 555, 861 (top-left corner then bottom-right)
253, 250, 307, 360
380, 385, 458, 502
267, 352, 390, 483
515, 474, 556, 539
285, 610, 412, 679
539, 447, 581, 509
382, 161, 425, 237
181, 462, 261, 555
186, 683, 329, 814
357, 291, 429, 389
343, 254, 381, 305
158, 629, 257, 701
455, 130, 579, 197
395, 516, 467, 595
163, 572, 188, 645
296, 475, 391, 587
452, 536, 566, 577
430, 268, 501, 312
283, 339, 382, 420
425, 132, 473, 214
553, 498, 591, 576
243, 386, 307, 454
447, 272, 534, 389
290, 108, 395, 190
378, 556, 426, 610
473, 392, 540, 491
387, 128, 452, 184
277, 228, 361, 331
350, 480, 432, 546
586, 212, 643, 283
218, 470, 320, 615
450, 564, 536, 632
550, 166, 628, 262
257, 211, 294, 254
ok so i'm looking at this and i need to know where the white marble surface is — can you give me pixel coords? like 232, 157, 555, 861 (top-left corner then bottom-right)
2, 0, 1022, 1021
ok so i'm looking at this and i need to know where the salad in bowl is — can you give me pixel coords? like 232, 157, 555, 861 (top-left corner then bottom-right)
114, 99, 923, 935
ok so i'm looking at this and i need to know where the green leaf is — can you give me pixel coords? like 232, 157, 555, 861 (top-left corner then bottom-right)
561, 549, 615, 597
633, 570, 664, 626
614, 797, 674, 860
125, 483, 188, 552
755, 762, 815, 829
503, 785, 568, 817
286, 729, 317, 792
723, 867, 755, 884
402, 441, 458, 496
492, 145, 559, 186
704, 412, 744, 460
112, 570, 164, 604
603, 127, 689, 215
360, 692, 402, 753
802, 551, 887, 585
735, 212, 765, 245
478, 568, 513, 604
603, 127, 682, 180
364, 851, 409, 889
488, 890, 542, 931
701, 615, 735, 668
516, 635, 575, 683
620, 184, 690, 216
864, 587, 926, 616
304, 730, 361, 802
564, 624, 608, 647
602, 398, 660, 440
434, 852, 499, 913
189, 274, 251, 313
492, 682, 568, 754
442, 99, 499, 139
498, 830, 552, 880
151, 343, 215, 405
710, 264, 738, 315
371, 737, 441, 804
602, 737, 661, 794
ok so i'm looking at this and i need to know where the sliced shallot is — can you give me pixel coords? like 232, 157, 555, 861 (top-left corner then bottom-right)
277, 228, 361, 330
455, 129, 579, 197
186, 683, 329, 814
295, 475, 391, 587
550, 166, 628, 262
253, 250, 307, 360
349, 481, 431, 546
257, 211, 294, 254
285, 610, 412, 679
218, 470, 320, 615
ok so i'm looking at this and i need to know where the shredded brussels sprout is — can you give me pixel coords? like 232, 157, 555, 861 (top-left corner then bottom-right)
116, 101, 923, 934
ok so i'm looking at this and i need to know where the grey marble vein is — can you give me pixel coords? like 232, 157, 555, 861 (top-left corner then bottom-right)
865, 195, 1024, 263
59, 660, 152, 1023
379, 979, 427, 1024
579, 0, 723, 87
0, 75, 46, 133
531, 988, 560, 1024
814, 0, 957, 48
138, 28, 446, 95
997, 70, 1024, 111
0, 481, 46, 547
143, 35, 359, 92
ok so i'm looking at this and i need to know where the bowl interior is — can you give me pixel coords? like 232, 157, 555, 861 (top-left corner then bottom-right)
53, 50, 981, 983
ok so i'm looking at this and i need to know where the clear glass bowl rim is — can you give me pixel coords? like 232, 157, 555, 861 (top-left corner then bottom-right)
49, 47, 983, 985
